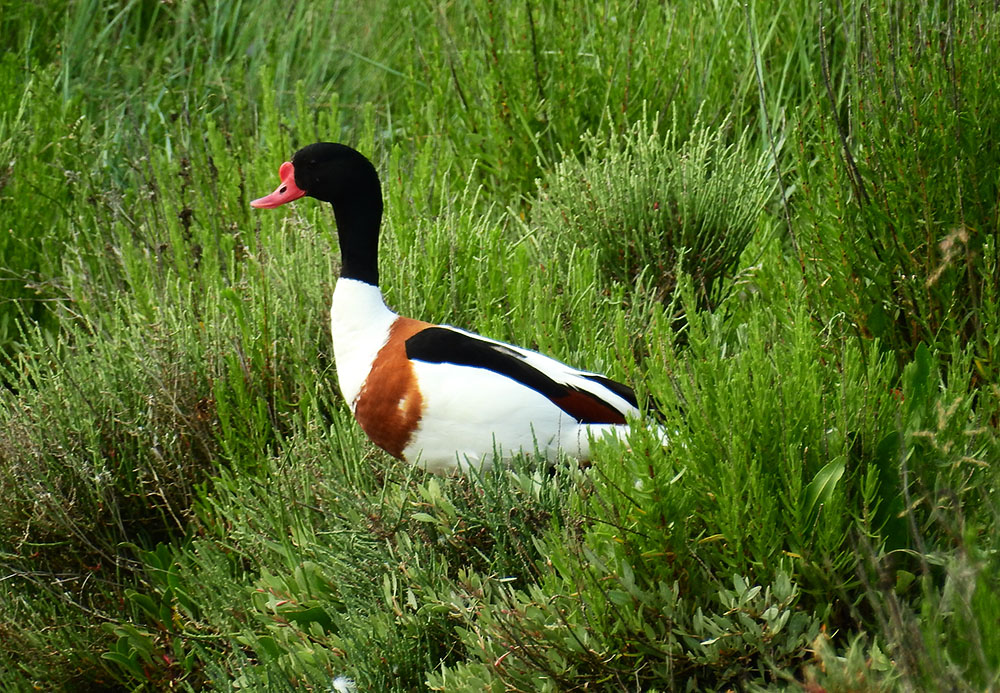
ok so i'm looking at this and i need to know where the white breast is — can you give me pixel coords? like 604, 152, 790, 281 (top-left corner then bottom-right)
329, 278, 397, 408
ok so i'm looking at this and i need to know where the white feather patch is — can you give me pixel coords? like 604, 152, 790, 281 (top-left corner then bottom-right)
329, 278, 397, 408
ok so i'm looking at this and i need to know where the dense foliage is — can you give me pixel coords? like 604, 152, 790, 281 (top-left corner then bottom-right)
1, 1, 998, 690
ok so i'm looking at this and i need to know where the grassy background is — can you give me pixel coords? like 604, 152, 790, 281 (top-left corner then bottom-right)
1, 0, 998, 690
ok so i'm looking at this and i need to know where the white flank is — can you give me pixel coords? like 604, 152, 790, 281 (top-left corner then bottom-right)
404, 327, 639, 473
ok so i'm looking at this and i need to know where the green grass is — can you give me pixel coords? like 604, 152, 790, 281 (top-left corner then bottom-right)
1, 0, 998, 690
530, 113, 775, 309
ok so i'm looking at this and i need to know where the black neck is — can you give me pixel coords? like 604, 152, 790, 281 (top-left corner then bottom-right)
332, 202, 381, 286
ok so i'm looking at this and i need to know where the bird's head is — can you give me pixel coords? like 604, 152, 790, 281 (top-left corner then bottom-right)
251, 142, 380, 210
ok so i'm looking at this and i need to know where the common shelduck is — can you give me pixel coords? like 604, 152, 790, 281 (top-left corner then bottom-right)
252, 142, 653, 473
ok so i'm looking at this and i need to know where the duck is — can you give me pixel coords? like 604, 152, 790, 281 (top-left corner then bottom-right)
252, 142, 654, 473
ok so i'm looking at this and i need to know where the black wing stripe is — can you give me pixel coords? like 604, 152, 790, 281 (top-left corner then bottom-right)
581, 374, 639, 409
405, 327, 632, 424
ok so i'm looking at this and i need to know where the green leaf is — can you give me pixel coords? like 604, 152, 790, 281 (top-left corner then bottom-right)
255, 635, 281, 659
282, 605, 336, 633
126, 589, 165, 626
894, 569, 916, 594
803, 458, 845, 520
101, 651, 145, 681
902, 342, 933, 427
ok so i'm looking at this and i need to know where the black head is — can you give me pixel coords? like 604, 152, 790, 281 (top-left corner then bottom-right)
291, 143, 381, 208
251, 143, 385, 285
251, 142, 382, 214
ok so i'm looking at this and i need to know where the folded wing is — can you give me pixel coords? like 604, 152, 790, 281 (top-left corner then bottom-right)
404, 326, 638, 425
